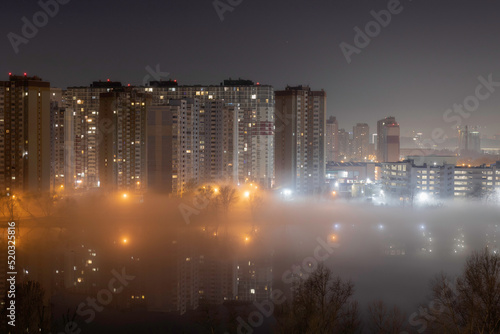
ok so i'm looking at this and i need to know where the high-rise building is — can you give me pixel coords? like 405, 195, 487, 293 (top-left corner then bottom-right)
147, 99, 200, 195
459, 125, 481, 154
274, 86, 326, 194
146, 79, 274, 188
0, 74, 51, 194
98, 88, 151, 192
352, 123, 369, 161
326, 116, 339, 162
377, 117, 400, 162
50, 88, 66, 191
65, 80, 123, 189
338, 128, 350, 161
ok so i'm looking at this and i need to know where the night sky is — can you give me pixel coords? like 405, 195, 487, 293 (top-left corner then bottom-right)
2, 0, 500, 136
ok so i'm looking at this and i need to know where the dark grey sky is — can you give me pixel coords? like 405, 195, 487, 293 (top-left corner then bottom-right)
2, 0, 500, 136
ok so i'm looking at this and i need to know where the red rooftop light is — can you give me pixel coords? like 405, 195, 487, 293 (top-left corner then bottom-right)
24, 72, 27, 76
8, 72, 12, 76
107, 78, 110, 82
174, 79, 177, 83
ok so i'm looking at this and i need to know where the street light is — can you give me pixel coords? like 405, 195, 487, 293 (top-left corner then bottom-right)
244, 191, 250, 198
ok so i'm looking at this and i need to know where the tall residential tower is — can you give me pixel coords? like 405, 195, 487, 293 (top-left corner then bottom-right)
0, 74, 51, 194
274, 86, 326, 194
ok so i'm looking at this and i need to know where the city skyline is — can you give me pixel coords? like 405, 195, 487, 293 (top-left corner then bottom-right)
3, 1, 500, 333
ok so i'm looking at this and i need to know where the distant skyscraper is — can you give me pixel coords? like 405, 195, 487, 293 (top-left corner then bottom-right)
147, 79, 274, 188
459, 126, 481, 154
338, 128, 350, 161
352, 123, 369, 161
0, 74, 51, 194
326, 116, 339, 162
274, 86, 326, 194
98, 88, 151, 192
377, 117, 400, 162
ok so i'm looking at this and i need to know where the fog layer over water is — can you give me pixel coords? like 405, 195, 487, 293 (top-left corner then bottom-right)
266, 199, 500, 314
9, 193, 500, 331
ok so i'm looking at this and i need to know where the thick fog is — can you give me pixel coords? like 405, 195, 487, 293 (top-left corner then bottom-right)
5, 192, 500, 332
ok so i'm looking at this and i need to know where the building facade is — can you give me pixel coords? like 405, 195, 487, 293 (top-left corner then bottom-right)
98, 88, 151, 192
147, 99, 201, 195
50, 88, 66, 191
377, 117, 400, 162
459, 125, 481, 155
274, 86, 326, 194
326, 116, 339, 162
146, 79, 274, 188
0, 74, 51, 194
65, 81, 123, 189
352, 123, 369, 162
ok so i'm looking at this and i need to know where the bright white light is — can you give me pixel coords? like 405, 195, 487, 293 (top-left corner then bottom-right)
420, 225, 425, 230
283, 189, 292, 196
335, 182, 339, 188
244, 191, 250, 198
378, 224, 384, 230
417, 193, 429, 202
334, 223, 340, 229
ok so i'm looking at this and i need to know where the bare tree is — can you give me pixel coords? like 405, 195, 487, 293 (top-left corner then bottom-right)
182, 178, 199, 198
214, 185, 238, 237
216, 185, 239, 218
275, 264, 361, 334
367, 300, 408, 334
1, 281, 49, 333
0, 194, 19, 221
427, 248, 500, 333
